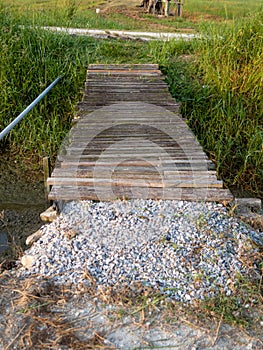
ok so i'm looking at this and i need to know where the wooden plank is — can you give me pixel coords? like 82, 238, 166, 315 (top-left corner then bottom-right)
52, 167, 216, 175
86, 71, 161, 77
48, 185, 233, 202
66, 136, 199, 143
77, 105, 180, 114
47, 177, 223, 188
81, 94, 177, 101
85, 88, 170, 94
64, 154, 209, 161
79, 101, 179, 107
50, 172, 218, 182
62, 146, 205, 153
87, 66, 161, 71
70, 122, 192, 129
77, 101, 180, 108
62, 154, 210, 162
85, 78, 166, 84
69, 125, 193, 131
88, 64, 159, 70
59, 162, 212, 171
85, 82, 168, 87
67, 137, 197, 144
49, 175, 221, 185
51, 168, 218, 178
86, 75, 163, 79
61, 149, 205, 157
57, 159, 212, 166
84, 89, 171, 94
85, 82, 168, 88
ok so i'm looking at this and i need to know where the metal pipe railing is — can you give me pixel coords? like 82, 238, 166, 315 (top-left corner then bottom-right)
0, 76, 62, 141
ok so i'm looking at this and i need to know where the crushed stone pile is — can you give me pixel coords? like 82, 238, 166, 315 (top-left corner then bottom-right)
17, 200, 261, 303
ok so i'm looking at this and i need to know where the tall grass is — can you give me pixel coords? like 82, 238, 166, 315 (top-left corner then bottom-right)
162, 12, 263, 197
0, 9, 89, 162
0, 7, 151, 168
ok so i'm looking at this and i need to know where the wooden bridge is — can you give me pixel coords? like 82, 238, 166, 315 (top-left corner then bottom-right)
48, 64, 233, 202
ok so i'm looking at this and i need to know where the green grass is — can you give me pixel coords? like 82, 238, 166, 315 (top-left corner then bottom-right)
184, 0, 263, 19
198, 272, 263, 328
162, 12, 263, 197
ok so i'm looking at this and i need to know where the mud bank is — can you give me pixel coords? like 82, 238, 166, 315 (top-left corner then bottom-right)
0, 157, 46, 260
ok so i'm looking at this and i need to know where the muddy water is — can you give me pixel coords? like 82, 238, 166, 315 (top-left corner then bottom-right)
0, 160, 46, 260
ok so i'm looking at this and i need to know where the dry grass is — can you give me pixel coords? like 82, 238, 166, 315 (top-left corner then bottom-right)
0, 274, 116, 349
0, 267, 263, 349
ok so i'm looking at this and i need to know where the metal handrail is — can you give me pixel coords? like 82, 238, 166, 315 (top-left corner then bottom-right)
0, 76, 62, 141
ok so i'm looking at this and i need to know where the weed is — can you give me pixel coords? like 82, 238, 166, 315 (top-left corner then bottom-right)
65, 0, 80, 21
198, 272, 263, 328
195, 213, 207, 230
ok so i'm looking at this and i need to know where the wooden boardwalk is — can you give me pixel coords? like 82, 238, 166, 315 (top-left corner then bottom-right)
48, 64, 233, 202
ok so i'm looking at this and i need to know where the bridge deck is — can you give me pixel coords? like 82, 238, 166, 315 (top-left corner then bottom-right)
48, 64, 233, 202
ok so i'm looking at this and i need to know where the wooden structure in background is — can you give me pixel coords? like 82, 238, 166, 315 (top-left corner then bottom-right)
141, 0, 184, 17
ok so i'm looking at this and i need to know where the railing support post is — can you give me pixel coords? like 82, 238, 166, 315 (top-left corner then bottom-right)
43, 156, 51, 204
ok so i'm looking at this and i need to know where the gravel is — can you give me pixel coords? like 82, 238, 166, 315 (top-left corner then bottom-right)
17, 200, 261, 303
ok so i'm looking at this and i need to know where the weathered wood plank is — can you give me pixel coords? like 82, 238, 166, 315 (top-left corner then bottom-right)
59, 162, 213, 172
47, 177, 223, 188
50, 171, 218, 182
85, 78, 166, 84
77, 105, 180, 114
64, 154, 209, 161
66, 137, 200, 144
78, 99, 180, 110
48, 185, 233, 202
88, 64, 159, 70
58, 160, 212, 168
85, 83, 168, 88
87, 72, 161, 77
50, 167, 218, 177
62, 147, 206, 154
51, 167, 217, 176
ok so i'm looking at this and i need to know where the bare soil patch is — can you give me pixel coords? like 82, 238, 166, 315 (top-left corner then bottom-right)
0, 273, 262, 349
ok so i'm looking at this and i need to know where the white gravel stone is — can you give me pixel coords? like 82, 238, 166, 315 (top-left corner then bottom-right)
16, 199, 262, 303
